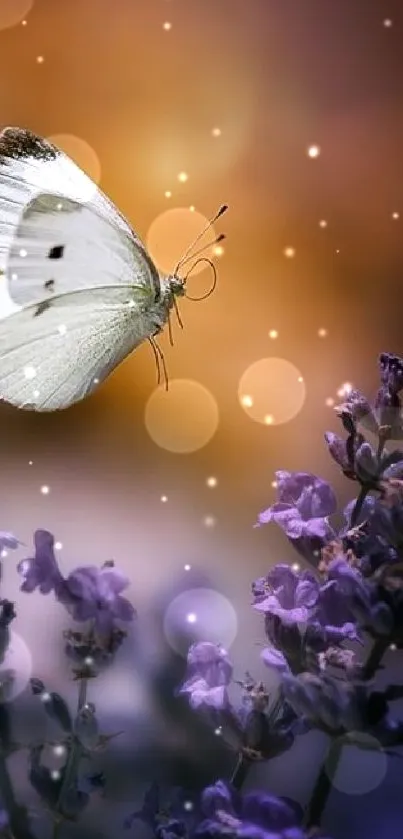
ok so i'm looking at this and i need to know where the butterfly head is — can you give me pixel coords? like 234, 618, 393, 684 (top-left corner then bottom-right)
167, 274, 186, 298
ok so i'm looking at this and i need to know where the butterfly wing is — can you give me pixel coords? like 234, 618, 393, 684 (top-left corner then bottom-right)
0, 127, 160, 308
0, 286, 155, 411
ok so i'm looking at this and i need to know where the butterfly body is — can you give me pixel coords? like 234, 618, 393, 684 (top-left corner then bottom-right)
0, 127, 185, 411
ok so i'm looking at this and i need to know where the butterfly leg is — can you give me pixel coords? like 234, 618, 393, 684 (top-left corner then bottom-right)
149, 336, 169, 391
148, 337, 161, 385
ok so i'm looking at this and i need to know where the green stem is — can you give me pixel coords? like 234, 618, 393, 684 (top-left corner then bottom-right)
0, 751, 36, 839
304, 636, 389, 828
55, 679, 87, 819
350, 486, 369, 528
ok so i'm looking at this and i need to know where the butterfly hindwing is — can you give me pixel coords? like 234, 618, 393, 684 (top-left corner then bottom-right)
0, 286, 155, 411
0, 127, 160, 308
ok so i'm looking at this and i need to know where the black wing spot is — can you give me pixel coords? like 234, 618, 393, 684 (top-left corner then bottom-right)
34, 300, 51, 317
44, 279, 55, 291
48, 245, 64, 260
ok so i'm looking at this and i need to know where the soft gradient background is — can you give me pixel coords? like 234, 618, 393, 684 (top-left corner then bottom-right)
0, 1, 403, 837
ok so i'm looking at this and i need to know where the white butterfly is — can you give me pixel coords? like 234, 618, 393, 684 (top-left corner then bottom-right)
0, 127, 226, 412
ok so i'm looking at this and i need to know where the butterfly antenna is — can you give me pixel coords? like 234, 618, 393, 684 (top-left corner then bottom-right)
178, 234, 226, 270
184, 258, 217, 301
175, 204, 228, 273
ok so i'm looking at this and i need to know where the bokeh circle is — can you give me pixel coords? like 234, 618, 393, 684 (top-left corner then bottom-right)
1, 631, 32, 703
145, 379, 219, 453
146, 208, 216, 276
238, 357, 306, 425
163, 588, 238, 657
0, 0, 33, 30
327, 733, 387, 795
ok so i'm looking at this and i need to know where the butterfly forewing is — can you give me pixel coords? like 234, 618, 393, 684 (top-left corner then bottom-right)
0, 127, 160, 308
0, 286, 154, 411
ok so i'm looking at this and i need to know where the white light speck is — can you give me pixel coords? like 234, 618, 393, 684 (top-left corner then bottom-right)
84, 657, 94, 666
211, 127, 222, 138
57, 324, 67, 335
93, 377, 99, 384
264, 414, 274, 425
325, 397, 335, 407
292, 562, 300, 571
161, 495, 168, 503
269, 329, 278, 339
203, 515, 216, 528
57, 202, 63, 210
319, 219, 328, 228
163, 21, 172, 31
392, 211, 400, 220
307, 144, 321, 159
271, 480, 277, 488
318, 328, 328, 338
1, 550, 7, 558
189, 205, 195, 212
24, 365, 36, 380
22, 19, 27, 26
36, 56, 44, 64
40, 485, 50, 495
33, 389, 40, 399
241, 394, 253, 408
383, 18, 393, 28
184, 564, 191, 571
19, 248, 27, 257
206, 476, 217, 488
55, 541, 62, 550
214, 726, 222, 736
41, 692, 51, 703
51, 770, 61, 781
283, 246, 296, 259
165, 190, 172, 198
297, 376, 304, 383
186, 612, 197, 624
11, 272, 18, 281
28, 460, 33, 466
183, 801, 193, 812
337, 382, 353, 398
53, 744, 66, 758
213, 244, 224, 257
178, 171, 188, 183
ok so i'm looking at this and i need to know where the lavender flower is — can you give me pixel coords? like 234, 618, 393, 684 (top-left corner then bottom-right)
59, 564, 135, 635
256, 471, 336, 541
253, 564, 359, 675
279, 672, 403, 749
179, 642, 233, 710
18, 531, 135, 637
17, 530, 63, 594
195, 780, 327, 839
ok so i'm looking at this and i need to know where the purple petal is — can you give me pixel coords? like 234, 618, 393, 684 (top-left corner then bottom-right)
324, 432, 350, 471
261, 647, 290, 674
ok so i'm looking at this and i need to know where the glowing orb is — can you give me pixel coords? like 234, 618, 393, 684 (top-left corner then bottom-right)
329, 734, 387, 795
163, 588, 237, 657
145, 379, 219, 453
0, 0, 33, 30
146, 208, 216, 277
238, 357, 306, 425
0, 631, 32, 703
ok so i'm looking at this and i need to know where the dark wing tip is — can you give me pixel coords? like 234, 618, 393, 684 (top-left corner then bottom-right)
0, 127, 58, 163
